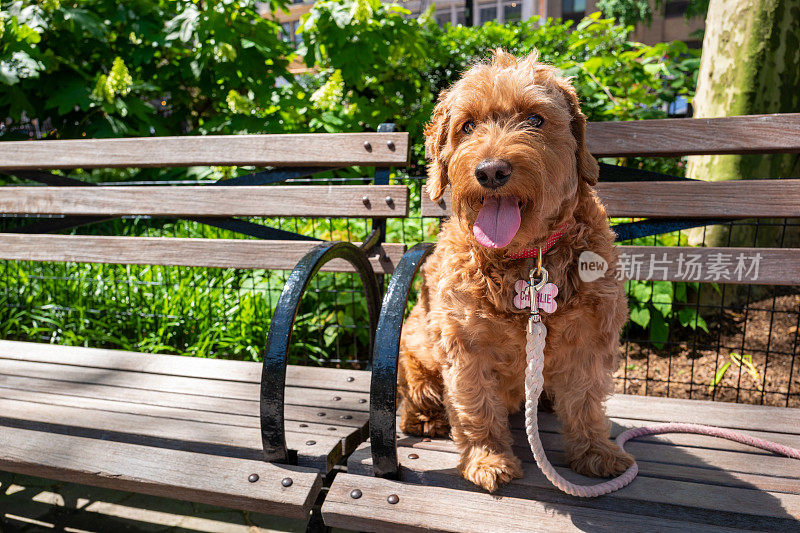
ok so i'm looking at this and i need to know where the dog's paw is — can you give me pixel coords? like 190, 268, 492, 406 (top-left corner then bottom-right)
399, 409, 450, 438
568, 440, 635, 478
459, 449, 523, 492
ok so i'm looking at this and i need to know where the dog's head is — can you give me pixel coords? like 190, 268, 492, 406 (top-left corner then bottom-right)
425, 50, 597, 251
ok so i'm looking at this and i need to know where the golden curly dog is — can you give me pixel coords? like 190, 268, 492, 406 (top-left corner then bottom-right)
398, 50, 634, 492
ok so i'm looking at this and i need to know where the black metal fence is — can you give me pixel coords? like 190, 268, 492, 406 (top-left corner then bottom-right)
1, 173, 798, 408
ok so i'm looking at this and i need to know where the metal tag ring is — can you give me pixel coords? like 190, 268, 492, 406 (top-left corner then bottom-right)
530, 267, 548, 292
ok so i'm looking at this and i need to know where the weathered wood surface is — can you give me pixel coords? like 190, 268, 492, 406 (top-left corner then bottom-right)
0, 185, 409, 218
0, 372, 367, 456
0, 370, 369, 423
0, 132, 409, 170
0, 392, 344, 471
604, 394, 800, 434
586, 113, 800, 157
0, 359, 369, 427
0, 341, 371, 461
0, 234, 405, 273
420, 179, 800, 218
338, 392, 800, 531
0, 339, 371, 393
0, 425, 321, 519
527, 411, 800, 456
345, 444, 800, 531
0, 366, 368, 427
322, 473, 743, 533
597, 180, 800, 218
404, 419, 800, 494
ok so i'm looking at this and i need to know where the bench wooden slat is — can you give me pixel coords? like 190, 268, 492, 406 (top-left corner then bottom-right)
346, 390, 800, 529
399, 438, 800, 494
605, 394, 800, 435
0, 368, 368, 424
0, 394, 342, 472
544, 412, 800, 454
587, 114, 800, 157
346, 443, 800, 526
0, 342, 373, 463
396, 422, 800, 492
0, 359, 368, 427
0, 386, 346, 449
0, 185, 409, 218
0, 373, 365, 454
420, 180, 800, 218
0, 133, 409, 170
407, 407, 800, 464
512, 395, 800, 437
401, 426, 800, 484
597, 180, 800, 218
0, 425, 321, 519
0, 234, 405, 273
322, 473, 742, 533
406, 423, 800, 478
0, 340, 371, 392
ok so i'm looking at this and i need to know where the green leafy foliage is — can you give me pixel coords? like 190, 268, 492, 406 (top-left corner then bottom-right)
297, 6, 699, 168
595, 0, 653, 26
428, 12, 699, 123
595, 0, 708, 26
0, 0, 292, 139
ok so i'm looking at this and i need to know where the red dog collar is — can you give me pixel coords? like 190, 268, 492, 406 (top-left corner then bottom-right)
507, 223, 569, 259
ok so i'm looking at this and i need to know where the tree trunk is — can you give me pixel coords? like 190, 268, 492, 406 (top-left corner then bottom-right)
686, 0, 800, 305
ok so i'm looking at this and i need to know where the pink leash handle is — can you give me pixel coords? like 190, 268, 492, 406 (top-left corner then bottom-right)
525, 320, 800, 498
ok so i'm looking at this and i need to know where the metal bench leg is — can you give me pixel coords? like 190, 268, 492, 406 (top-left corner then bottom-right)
260, 241, 381, 463
368, 243, 434, 478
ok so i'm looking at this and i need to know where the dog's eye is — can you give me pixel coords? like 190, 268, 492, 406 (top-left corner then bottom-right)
462, 121, 476, 134
526, 114, 544, 128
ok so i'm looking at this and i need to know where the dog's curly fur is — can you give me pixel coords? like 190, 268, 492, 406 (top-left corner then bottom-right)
398, 50, 634, 492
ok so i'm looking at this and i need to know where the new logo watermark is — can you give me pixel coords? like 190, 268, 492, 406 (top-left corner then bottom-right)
576, 250, 763, 283
578, 250, 608, 282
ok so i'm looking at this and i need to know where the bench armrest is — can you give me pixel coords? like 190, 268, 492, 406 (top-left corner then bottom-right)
368, 242, 435, 478
261, 241, 381, 463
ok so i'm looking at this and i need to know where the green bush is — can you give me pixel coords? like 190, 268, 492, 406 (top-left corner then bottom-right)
0, 0, 293, 139
297, 6, 699, 168
0, 0, 702, 362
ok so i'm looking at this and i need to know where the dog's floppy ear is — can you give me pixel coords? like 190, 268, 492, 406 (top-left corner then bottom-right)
424, 91, 451, 202
557, 79, 598, 186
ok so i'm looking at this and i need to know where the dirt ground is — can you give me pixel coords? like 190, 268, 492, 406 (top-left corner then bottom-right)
614, 291, 800, 407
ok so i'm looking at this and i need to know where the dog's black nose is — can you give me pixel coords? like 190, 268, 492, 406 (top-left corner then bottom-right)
475, 159, 512, 189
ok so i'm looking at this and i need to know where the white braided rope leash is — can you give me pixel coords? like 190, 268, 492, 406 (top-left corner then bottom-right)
523, 319, 800, 498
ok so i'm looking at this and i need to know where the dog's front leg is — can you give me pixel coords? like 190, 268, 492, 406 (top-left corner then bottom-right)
441, 353, 523, 492
548, 346, 634, 478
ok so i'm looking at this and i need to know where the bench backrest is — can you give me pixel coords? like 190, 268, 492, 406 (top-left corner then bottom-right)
0, 132, 410, 274
421, 113, 800, 286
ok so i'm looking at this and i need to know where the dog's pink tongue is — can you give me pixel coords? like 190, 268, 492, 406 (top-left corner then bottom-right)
473, 196, 521, 248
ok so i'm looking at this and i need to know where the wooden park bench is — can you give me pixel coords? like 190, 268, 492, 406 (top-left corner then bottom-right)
0, 129, 410, 526
322, 114, 800, 532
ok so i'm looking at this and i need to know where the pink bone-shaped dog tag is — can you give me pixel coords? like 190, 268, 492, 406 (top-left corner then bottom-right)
513, 280, 558, 313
